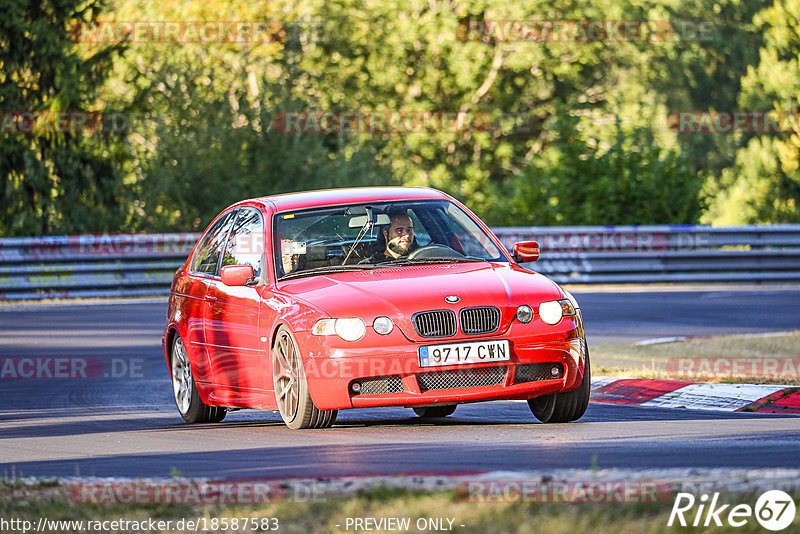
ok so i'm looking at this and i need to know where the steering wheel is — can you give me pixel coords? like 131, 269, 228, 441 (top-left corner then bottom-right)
407, 244, 466, 260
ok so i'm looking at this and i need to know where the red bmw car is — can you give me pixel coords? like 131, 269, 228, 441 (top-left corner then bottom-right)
163, 187, 590, 429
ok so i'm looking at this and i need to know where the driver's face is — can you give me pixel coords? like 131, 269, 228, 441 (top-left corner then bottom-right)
385, 214, 414, 258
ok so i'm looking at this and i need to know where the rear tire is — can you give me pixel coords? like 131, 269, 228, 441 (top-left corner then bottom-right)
171, 335, 226, 423
528, 351, 591, 423
272, 326, 337, 429
413, 405, 457, 418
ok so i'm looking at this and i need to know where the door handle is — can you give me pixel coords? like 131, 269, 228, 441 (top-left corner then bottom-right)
204, 294, 218, 302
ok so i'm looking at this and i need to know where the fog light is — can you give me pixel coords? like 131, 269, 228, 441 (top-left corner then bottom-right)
350, 382, 362, 394
551, 366, 560, 377
373, 316, 394, 335
516, 305, 533, 324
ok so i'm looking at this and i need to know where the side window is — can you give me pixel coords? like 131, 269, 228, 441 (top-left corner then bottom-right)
191, 211, 236, 275
223, 208, 264, 278
439, 204, 503, 258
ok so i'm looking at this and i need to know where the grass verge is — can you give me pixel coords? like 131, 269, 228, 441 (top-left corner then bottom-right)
2, 481, 799, 533
590, 331, 800, 385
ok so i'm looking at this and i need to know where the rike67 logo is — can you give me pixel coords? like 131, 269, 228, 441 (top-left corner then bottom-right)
668, 490, 796, 530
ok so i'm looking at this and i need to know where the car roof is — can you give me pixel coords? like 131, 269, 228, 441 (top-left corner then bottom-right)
249, 186, 451, 212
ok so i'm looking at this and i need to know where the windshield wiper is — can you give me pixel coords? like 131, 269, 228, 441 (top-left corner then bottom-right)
342, 206, 375, 264
278, 263, 376, 281
386, 257, 485, 265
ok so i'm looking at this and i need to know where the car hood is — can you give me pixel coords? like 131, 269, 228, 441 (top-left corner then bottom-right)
277, 262, 564, 340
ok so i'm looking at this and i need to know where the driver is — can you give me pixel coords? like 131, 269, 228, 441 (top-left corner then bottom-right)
370, 211, 418, 262
279, 239, 302, 275
282, 252, 300, 275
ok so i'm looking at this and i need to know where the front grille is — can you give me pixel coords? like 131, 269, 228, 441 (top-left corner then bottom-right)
514, 363, 564, 383
351, 375, 404, 395
413, 310, 457, 338
417, 366, 507, 391
460, 307, 501, 335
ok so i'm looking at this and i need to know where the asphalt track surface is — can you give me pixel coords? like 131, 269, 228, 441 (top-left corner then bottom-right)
1, 288, 799, 479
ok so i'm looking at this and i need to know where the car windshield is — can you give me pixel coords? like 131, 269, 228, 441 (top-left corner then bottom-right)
274, 199, 507, 280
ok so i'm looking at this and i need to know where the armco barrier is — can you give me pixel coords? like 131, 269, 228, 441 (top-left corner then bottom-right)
0, 234, 200, 300
493, 225, 800, 284
0, 225, 798, 300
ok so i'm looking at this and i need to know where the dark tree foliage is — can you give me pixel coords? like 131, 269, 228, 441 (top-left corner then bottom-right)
1, 0, 794, 235
0, 0, 129, 236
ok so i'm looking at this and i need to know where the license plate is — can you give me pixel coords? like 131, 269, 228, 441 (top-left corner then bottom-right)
418, 339, 510, 368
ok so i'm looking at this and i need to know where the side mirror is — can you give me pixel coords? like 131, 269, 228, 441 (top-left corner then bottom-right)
221, 265, 256, 287
512, 241, 540, 263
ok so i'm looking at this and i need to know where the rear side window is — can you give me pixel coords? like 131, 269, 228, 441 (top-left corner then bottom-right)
222, 208, 265, 279
191, 211, 236, 275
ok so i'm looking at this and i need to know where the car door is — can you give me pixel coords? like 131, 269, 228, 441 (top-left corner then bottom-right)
204, 207, 268, 393
183, 210, 237, 384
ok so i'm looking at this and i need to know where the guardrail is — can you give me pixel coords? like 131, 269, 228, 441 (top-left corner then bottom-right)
0, 234, 200, 300
493, 225, 800, 284
1, 225, 799, 300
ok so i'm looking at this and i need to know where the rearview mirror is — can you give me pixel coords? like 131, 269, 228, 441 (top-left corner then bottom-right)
348, 213, 391, 228
512, 241, 540, 263
221, 265, 256, 286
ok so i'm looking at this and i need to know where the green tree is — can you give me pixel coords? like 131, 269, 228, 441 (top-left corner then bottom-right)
0, 0, 126, 236
98, 0, 759, 230
500, 111, 705, 225
706, 0, 800, 223
271, 0, 713, 223
102, 0, 392, 231
6, 0, 770, 234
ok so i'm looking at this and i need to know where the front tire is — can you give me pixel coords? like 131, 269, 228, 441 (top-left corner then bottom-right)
413, 405, 457, 418
171, 335, 226, 423
528, 351, 591, 423
272, 326, 337, 429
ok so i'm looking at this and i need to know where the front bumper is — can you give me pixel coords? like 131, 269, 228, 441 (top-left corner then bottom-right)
296, 318, 588, 410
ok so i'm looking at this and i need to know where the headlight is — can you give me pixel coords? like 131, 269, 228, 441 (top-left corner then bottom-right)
516, 305, 533, 324
312, 317, 366, 341
538, 299, 576, 325
373, 316, 394, 335
335, 318, 366, 341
